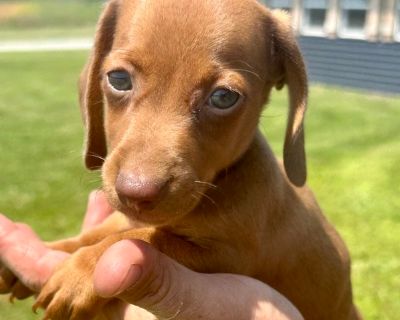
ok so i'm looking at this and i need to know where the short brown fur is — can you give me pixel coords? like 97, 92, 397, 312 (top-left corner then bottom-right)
25, 0, 361, 319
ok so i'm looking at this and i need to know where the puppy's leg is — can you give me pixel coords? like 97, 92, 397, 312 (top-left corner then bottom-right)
47, 211, 132, 253
0, 213, 131, 302
34, 227, 217, 320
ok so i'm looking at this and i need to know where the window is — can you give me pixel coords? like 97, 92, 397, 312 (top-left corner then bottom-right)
339, 0, 369, 39
268, 0, 293, 13
302, 0, 328, 36
396, 0, 400, 41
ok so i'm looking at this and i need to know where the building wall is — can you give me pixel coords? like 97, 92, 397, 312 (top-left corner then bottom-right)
299, 36, 400, 93
261, 0, 400, 94
262, 0, 400, 42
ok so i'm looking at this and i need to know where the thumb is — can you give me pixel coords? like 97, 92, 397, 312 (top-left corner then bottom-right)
93, 240, 192, 319
93, 240, 304, 320
81, 190, 114, 232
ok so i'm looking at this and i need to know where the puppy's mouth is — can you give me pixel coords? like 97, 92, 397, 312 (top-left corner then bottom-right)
104, 181, 204, 226
119, 203, 163, 224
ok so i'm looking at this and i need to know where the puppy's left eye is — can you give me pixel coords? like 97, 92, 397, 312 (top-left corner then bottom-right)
107, 70, 133, 91
209, 89, 240, 110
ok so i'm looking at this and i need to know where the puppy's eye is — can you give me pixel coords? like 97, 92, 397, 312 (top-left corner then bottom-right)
107, 70, 133, 91
209, 89, 240, 109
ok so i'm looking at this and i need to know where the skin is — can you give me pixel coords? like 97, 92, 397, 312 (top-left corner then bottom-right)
0, 191, 303, 320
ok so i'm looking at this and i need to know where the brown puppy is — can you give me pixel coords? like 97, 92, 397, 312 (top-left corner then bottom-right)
22, 0, 362, 319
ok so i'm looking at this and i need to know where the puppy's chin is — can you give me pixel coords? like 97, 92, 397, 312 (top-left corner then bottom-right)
103, 185, 201, 226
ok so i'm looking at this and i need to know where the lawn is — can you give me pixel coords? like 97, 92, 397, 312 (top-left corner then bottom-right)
0, 51, 399, 319
0, 0, 102, 40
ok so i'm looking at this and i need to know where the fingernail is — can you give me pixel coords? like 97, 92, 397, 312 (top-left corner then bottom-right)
115, 264, 142, 296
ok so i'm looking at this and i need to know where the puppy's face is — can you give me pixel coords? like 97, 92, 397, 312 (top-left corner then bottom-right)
81, 0, 307, 225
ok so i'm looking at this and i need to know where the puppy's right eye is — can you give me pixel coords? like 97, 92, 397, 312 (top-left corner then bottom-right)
107, 70, 133, 91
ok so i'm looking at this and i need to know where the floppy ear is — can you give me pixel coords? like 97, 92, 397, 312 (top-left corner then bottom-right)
79, 0, 119, 170
269, 10, 308, 187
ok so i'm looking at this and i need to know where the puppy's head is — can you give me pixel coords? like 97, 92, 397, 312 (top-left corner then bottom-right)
79, 0, 307, 225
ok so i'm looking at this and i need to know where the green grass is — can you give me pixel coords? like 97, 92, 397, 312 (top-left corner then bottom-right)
0, 51, 99, 319
0, 0, 102, 40
0, 27, 96, 41
0, 51, 399, 319
263, 87, 400, 319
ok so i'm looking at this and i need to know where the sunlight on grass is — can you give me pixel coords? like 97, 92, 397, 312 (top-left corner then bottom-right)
0, 51, 399, 319
0, 27, 95, 41
0, 51, 100, 239
0, 50, 100, 320
0, 0, 102, 30
263, 86, 400, 320
0, 0, 101, 41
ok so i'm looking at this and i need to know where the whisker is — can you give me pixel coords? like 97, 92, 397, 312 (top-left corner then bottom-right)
191, 193, 201, 201
224, 60, 264, 82
237, 60, 257, 70
195, 191, 217, 208
87, 152, 106, 162
230, 68, 263, 82
194, 180, 218, 189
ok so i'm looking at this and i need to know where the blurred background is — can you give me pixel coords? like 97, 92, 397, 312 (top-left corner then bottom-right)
0, 0, 101, 39
0, 1, 399, 319
262, 0, 400, 93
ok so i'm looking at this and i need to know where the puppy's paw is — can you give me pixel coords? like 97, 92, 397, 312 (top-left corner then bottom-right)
0, 267, 15, 294
33, 249, 107, 320
0, 267, 33, 301
46, 237, 82, 254
10, 280, 34, 301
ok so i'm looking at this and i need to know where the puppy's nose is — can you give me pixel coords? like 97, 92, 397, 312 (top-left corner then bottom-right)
115, 172, 169, 210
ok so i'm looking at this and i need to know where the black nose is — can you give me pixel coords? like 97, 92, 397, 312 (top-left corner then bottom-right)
115, 172, 169, 210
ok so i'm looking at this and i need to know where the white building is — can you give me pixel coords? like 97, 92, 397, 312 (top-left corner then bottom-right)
261, 0, 400, 93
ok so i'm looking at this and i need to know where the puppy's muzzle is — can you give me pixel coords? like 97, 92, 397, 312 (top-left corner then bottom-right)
115, 172, 171, 211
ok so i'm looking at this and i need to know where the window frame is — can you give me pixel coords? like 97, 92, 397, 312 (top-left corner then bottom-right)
338, 0, 369, 40
301, 0, 328, 37
395, 0, 400, 42
268, 0, 293, 13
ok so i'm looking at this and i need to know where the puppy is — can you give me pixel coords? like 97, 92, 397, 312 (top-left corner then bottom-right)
20, 0, 363, 319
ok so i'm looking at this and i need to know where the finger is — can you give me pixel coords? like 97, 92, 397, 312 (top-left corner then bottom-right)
94, 240, 303, 320
0, 214, 18, 240
0, 216, 25, 294
93, 240, 146, 298
1, 222, 47, 269
94, 240, 197, 319
35, 250, 70, 288
0, 218, 69, 291
122, 305, 157, 320
100, 299, 156, 320
82, 190, 115, 232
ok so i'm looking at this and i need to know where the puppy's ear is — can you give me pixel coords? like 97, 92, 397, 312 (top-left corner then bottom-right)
268, 10, 308, 187
79, 0, 119, 170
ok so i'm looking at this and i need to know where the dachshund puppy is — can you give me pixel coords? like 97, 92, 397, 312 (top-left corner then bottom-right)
7, 0, 363, 319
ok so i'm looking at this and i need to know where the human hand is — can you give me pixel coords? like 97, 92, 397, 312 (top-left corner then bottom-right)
0, 190, 113, 299
0, 191, 303, 320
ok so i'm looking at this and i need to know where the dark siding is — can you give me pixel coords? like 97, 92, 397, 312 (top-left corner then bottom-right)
299, 37, 400, 94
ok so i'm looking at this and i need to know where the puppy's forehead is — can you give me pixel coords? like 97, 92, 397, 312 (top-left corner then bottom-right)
113, 0, 266, 70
